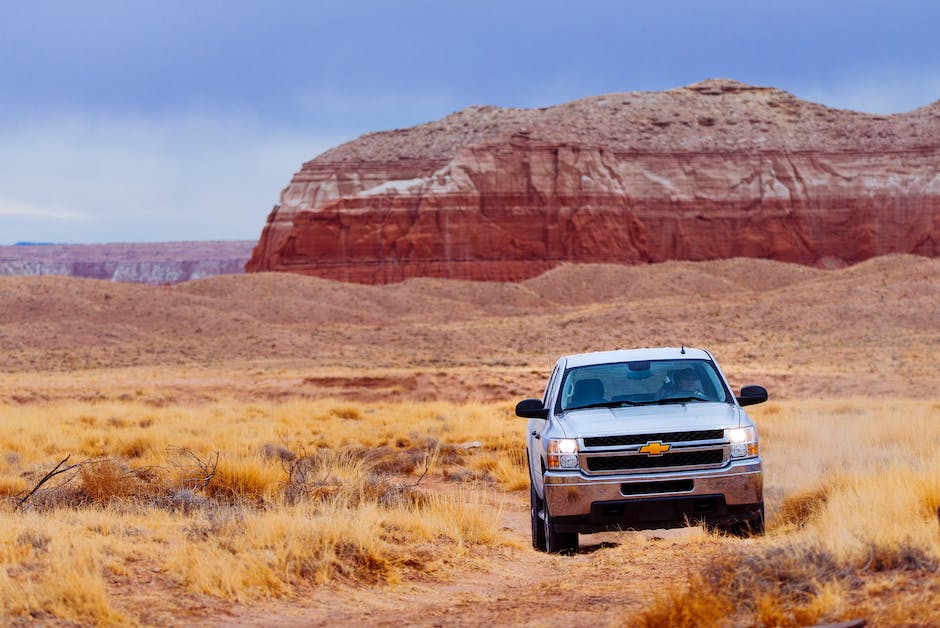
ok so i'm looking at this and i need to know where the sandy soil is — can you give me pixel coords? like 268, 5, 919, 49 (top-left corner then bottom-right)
2, 254, 939, 401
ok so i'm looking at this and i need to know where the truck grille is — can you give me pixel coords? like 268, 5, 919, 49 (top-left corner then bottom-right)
585, 449, 724, 472
583, 429, 724, 448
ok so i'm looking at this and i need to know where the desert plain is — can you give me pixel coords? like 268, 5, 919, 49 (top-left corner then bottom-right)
0, 254, 938, 626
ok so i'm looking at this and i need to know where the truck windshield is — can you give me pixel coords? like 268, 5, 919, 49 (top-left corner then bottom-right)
558, 359, 730, 411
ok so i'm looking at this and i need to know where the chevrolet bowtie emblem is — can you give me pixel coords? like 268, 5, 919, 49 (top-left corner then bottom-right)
639, 441, 671, 456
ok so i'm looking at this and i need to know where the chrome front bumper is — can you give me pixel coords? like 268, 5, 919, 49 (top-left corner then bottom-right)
543, 458, 762, 519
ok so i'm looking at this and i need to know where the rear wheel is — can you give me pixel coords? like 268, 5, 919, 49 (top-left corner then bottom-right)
530, 479, 546, 551
543, 501, 578, 555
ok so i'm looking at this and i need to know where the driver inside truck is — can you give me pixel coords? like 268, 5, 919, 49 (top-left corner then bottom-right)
675, 368, 702, 394
661, 367, 703, 397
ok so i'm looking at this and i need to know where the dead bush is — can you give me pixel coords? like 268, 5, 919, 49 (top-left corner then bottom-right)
166, 447, 219, 493
718, 543, 847, 605
14, 449, 218, 511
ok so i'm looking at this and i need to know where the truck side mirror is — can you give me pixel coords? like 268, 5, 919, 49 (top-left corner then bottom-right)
736, 385, 768, 407
515, 398, 549, 419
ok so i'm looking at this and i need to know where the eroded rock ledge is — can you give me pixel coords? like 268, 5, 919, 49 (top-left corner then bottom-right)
247, 79, 940, 283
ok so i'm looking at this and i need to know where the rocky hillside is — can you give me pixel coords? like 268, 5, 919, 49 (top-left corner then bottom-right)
0, 241, 254, 285
247, 79, 940, 283
2, 255, 938, 401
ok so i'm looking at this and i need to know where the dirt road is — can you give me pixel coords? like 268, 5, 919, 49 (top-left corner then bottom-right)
216, 491, 712, 627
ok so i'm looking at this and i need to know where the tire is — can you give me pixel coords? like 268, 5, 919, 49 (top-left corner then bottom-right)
530, 479, 547, 551
715, 503, 765, 537
543, 501, 578, 555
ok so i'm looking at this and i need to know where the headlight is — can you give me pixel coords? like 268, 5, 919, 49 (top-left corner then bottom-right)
547, 438, 580, 470
726, 427, 758, 458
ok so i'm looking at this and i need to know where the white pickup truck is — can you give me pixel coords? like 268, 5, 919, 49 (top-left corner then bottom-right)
516, 347, 767, 554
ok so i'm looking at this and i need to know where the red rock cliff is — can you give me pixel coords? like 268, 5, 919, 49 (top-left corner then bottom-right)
247, 80, 940, 282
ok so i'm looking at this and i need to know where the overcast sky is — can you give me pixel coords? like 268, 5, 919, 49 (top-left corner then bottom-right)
2, 0, 938, 244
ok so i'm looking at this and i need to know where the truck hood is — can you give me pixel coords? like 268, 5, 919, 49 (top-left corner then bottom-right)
558, 402, 741, 438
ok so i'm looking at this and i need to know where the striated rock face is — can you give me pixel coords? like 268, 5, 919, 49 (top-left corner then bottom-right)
247, 79, 940, 283
0, 241, 255, 284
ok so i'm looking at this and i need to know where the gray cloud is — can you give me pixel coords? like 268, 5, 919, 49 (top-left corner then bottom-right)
0, 199, 89, 221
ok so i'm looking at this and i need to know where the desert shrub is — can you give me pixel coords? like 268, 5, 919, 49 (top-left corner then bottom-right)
12, 450, 218, 511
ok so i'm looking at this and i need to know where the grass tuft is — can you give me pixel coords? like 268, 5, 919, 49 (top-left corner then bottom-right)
630, 572, 733, 628
80, 459, 141, 503
773, 480, 840, 529
204, 455, 283, 503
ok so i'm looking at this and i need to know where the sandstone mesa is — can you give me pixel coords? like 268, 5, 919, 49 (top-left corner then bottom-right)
247, 79, 940, 283
0, 241, 254, 285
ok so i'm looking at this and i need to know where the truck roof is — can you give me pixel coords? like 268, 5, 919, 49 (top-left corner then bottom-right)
562, 347, 712, 368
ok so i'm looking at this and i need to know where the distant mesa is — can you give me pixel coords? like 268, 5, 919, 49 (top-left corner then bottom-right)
0, 241, 255, 285
247, 78, 940, 284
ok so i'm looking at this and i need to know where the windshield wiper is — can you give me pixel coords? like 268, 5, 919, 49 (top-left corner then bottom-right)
653, 396, 704, 405
565, 400, 639, 412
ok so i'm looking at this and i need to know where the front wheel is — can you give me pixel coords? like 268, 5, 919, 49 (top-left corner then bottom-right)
543, 501, 578, 555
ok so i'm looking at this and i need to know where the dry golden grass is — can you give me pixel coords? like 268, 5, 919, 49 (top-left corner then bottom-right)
0, 528, 123, 624
0, 398, 521, 487
752, 398, 940, 523
1, 392, 937, 624
634, 398, 940, 627
2, 257, 940, 623
0, 397, 521, 623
